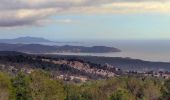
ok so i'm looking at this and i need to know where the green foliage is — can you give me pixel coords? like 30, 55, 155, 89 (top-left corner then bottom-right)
0, 71, 167, 100
65, 84, 82, 100
11, 72, 31, 100
110, 88, 134, 100
162, 79, 170, 100
142, 79, 162, 100
0, 72, 15, 100
80, 84, 104, 100
126, 77, 144, 99
29, 70, 66, 100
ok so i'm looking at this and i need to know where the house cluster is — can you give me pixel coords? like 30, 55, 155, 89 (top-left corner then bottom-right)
145, 71, 170, 79
126, 70, 170, 79
57, 74, 88, 83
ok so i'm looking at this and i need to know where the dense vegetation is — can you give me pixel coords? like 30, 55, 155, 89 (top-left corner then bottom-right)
0, 70, 170, 100
0, 51, 170, 100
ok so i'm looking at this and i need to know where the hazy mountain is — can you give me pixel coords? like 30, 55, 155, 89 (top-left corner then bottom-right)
0, 36, 53, 44
0, 43, 121, 53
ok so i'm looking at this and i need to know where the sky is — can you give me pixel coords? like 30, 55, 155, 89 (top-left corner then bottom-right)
0, 0, 170, 41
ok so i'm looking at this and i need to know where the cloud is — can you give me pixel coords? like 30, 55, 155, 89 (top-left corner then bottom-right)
34, 19, 75, 27
0, 0, 170, 27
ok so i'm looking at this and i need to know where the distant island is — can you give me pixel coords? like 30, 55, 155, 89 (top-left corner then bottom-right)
0, 43, 121, 53
0, 36, 82, 44
0, 36, 53, 44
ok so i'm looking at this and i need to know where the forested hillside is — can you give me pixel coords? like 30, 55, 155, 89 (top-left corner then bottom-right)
0, 70, 170, 100
0, 51, 170, 100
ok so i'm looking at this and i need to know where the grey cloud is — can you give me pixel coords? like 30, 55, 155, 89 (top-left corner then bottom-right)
0, 19, 35, 27
0, 0, 168, 27
0, 0, 167, 10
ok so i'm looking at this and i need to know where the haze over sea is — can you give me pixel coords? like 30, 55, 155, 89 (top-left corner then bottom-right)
44, 40, 170, 62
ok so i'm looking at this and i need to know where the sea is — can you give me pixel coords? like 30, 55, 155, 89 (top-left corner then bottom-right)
42, 40, 170, 62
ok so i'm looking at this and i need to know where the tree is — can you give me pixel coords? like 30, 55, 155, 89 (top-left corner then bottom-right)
64, 84, 83, 100
143, 81, 161, 100
162, 79, 170, 100
12, 72, 31, 100
29, 70, 66, 100
126, 77, 143, 99
0, 72, 15, 100
110, 88, 134, 100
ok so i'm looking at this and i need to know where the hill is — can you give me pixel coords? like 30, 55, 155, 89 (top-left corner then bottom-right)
0, 51, 122, 80
0, 43, 121, 53
0, 36, 52, 44
45, 55, 170, 71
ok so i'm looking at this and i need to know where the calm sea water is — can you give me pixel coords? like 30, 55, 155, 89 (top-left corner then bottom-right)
43, 40, 170, 62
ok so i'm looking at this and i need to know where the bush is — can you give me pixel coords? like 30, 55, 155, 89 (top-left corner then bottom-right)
11, 72, 31, 100
110, 88, 134, 100
29, 70, 66, 100
162, 79, 170, 100
0, 72, 15, 100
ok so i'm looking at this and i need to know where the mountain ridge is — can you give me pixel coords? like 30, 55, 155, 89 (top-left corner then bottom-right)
0, 36, 53, 44
0, 43, 121, 53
